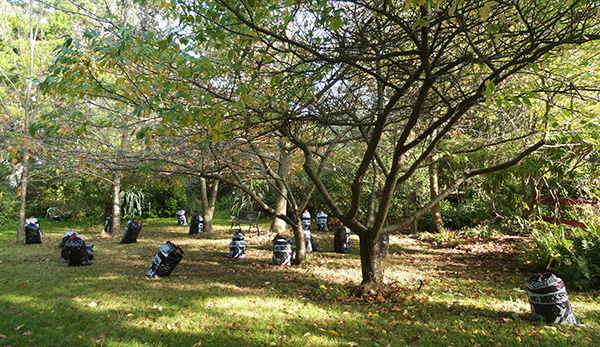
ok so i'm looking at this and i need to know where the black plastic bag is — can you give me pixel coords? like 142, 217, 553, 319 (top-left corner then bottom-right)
272, 234, 293, 265
118, 220, 142, 244
189, 213, 203, 234
380, 234, 389, 258
63, 235, 93, 266
225, 229, 246, 258
177, 210, 187, 226
303, 229, 317, 253
147, 241, 185, 278
58, 231, 78, 248
104, 217, 113, 234
527, 272, 578, 325
301, 210, 311, 231
334, 224, 351, 253
316, 211, 329, 231
25, 222, 42, 244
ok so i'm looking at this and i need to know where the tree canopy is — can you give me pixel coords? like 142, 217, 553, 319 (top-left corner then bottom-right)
37, 0, 600, 288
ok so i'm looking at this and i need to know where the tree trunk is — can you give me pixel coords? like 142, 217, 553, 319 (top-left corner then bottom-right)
292, 220, 306, 265
16, 156, 29, 244
271, 147, 289, 233
359, 232, 382, 292
111, 171, 121, 233
429, 156, 444, 232
200, 177, 218, 232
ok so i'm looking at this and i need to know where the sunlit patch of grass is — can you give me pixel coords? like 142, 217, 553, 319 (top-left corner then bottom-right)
1, 220, 599, 346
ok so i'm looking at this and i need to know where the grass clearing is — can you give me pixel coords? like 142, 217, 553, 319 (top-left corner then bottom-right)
1, 219, 599, 346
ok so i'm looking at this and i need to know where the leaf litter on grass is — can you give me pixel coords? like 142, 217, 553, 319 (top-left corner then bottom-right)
1, 221, 599, 346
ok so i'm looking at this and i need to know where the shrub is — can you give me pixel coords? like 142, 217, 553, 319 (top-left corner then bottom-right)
526, 222, 600, 290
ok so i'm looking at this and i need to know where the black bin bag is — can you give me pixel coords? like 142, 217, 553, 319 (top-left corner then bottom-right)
63, 234, 93, 266
527, 272, 578, 325
301, 210, 311, 231
104, 216, 113, 234
119, 220, 142, 244
304, 229, 317, 253
60, 232, 94, 263
334, 223, 351, 253
147, 241, 185, 278
25, 222, 43, 244
380, 234, 389, 258
272, 234, 293, 266
189, 214, 203, 235
316, 211, 329, 231
225, 229, 246, 259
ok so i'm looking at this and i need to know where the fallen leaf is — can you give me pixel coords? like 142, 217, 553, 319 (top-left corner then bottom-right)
17, 284, 24, 288
328, 330, 338, 335
0, 333, 6, 338
22, 331, 32, 336
88, 301, 98, 307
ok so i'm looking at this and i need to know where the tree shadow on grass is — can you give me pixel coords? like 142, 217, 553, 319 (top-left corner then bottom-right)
0, 224, 597, 346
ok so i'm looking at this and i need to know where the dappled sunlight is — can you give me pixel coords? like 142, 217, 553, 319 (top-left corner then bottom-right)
2, 220, 600, 346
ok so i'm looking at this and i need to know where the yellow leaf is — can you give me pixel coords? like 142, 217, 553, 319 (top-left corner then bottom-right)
329, 330, 338, 335
127, 313, 134, 317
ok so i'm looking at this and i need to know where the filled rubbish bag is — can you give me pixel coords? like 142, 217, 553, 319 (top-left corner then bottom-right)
59, 232, 94, 263
380, 234, 389, 258
225, 229, 246, 259
104, 216, 113, 234
272, 234, 293, 266
58, 231, 78, 248
301, 210, 311, 231
25, 217, 42, 244
118, 220, 142, 244
316, 211, 329, 231
527, 272, 578, 325
304, 229, 317, 253
147, 241, 185, 278
177, 209, 187, 226
63, 234, 93, 266
189, 213, 203, 234
334, 223, 351, 253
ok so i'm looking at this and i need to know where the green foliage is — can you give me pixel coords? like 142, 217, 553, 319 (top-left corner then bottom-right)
527, 223, 600, 290
0, 186, 18, 227
137, 175, 188, 218
119, 185, 145, 218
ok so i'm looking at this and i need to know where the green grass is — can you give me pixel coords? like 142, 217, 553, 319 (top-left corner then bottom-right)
1, 219, 599, 346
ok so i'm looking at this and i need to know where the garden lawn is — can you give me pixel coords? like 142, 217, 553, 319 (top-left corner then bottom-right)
1, 219, 599, 346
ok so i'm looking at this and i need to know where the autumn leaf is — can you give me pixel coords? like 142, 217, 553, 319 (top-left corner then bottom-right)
0, 333, 6, 338
22, 330, 32, 336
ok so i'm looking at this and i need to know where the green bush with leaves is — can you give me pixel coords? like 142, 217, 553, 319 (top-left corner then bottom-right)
527, 222, 600, 290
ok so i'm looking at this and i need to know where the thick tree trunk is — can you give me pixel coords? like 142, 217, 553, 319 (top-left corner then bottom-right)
271, 192, 288, 233
16, 157, 29, 244
271, 147, 289, 233
111, 171, 121, 233
359, 232, 383, 292
292, 220, 306, 265
200, 177, 218, 232
429, 157, 444, 232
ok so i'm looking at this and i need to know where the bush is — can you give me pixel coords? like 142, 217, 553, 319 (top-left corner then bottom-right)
526, 222, 600, 290
0, 187, 18, 227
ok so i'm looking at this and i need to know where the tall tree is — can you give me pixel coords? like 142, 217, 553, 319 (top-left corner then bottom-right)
174, 0, 600, 290
42, 0, 600, 288
0, 0, 58, 243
